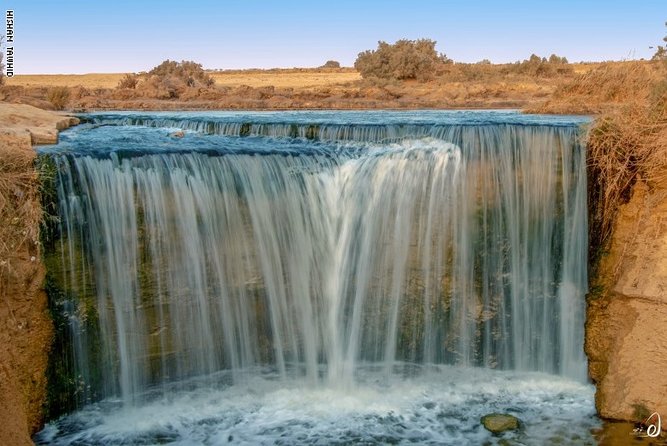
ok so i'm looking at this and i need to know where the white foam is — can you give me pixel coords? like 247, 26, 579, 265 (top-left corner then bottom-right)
36, 366, 598, 445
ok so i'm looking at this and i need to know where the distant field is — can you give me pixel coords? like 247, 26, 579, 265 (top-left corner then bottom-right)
210, 69, 361, 88
6, 64, 604, 91
7, 69, 362, 90
6, 73, 126, 89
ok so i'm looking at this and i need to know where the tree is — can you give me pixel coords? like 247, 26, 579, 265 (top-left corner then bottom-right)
147, 60, 215, 88
320, 60, 341, 69
651, 21, 667, 61
354, 39, 449, 82
516, 53, 572, 77
548, 54, 568, 64
119, 60, 216, 99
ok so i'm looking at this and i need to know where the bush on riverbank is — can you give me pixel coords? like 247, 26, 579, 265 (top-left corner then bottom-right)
526, 55, 667, 257
46, 87, 70, 110
530, 61, 662, 114
587, 66, 667, 253
115, 60, 216, 99
354, 39, 451, 82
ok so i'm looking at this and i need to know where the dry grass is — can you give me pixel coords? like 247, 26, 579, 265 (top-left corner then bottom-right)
536, 60, 667, 256
6, 73, 126, 89
0, 104, 76, 290
209, 69, 360, 88
7, 69, 362, 90
529, 61, 663, 114
0, 133, 41, 284
46, 87, 71, 110
587, 89, 667, 252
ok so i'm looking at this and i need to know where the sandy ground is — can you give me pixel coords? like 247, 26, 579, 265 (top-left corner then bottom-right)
6, 73, 126, 89
0, 103, 79, 143
210, 69, 361, 88
6, 69, 361, 90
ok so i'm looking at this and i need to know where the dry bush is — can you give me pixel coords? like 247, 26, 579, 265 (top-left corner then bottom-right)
443, 63, 504, 82
355, 39, 450, 82
148, 60, 214, 87
68, 86, 90, 101
586, 63, 667, 253
320, 60, 341, 69
46, 86, 71, 110
432, 58, 573, 86
130, 60, 215, 99
505, 54, 573, 77
532, 61, 662, 114
0, 137, 42, 285
117, 73, 138, 89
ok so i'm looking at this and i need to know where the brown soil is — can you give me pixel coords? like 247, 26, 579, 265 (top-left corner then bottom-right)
586, 180, 667, 422
0, 104, 78, 445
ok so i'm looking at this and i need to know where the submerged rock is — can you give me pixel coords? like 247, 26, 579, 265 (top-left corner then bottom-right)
481, 413, 520, 433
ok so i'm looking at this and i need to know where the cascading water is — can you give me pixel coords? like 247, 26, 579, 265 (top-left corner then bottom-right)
37, 111, 597, 445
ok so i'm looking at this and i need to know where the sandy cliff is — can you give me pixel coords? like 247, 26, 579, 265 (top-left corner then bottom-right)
586, 179, 667, 422
0, 103, 78, 445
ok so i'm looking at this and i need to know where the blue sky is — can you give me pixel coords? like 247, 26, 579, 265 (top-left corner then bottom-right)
3, 0, 666, 74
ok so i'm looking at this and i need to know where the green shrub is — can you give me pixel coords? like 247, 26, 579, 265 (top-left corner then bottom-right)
47, 87, 71, 110
354, 39, 450, 82
508, 54, 572, 77
652, 22, 667, 61
148, 60, 214, 88
548, 54, 569, 64
320, 60, 341, 69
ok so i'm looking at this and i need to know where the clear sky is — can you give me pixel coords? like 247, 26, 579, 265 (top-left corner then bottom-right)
2, 0, 665, 74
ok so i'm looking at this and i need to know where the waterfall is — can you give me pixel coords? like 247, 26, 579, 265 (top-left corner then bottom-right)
45, 114, 588, 410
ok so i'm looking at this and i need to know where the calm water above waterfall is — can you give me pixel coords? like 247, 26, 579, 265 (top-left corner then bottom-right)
36, 111, 597, 444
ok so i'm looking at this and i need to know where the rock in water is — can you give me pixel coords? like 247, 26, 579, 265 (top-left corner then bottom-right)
170, 131, 184, 138
481, 413, 520, 433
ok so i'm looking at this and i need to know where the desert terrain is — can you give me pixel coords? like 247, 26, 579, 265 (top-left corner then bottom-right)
1, 61, 619, 112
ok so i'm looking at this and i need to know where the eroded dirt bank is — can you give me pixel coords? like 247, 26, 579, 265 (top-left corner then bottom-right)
0, 104, 78, 445
586, 179, 667, 422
